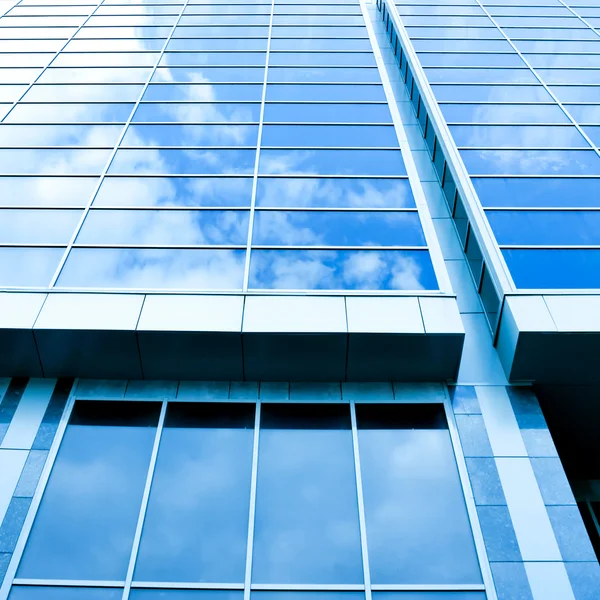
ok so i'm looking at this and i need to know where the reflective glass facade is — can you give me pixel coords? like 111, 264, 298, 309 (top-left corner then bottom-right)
0, 0, 444, 292
394, 0, 600, 290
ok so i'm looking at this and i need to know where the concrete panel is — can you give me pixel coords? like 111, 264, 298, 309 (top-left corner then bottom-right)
346, 296, 424, 334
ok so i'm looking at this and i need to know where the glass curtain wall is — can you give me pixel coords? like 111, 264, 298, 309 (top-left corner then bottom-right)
0, 0, 440, 292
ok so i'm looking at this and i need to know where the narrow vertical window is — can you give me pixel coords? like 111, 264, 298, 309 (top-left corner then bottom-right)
134, 403, 255, 583
357, 404, 482, 585
17, 401, 161, 581
252, 404, 363, 584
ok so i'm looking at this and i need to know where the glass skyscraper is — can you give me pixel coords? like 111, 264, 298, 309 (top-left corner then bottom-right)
0, 0, 599, 598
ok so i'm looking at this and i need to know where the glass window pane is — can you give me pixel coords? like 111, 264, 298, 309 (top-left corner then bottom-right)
251, 404, 363, 584
0, 177, 98, 207
9, 588, 123, 600
133, 403, 255, 583
449, 125, 587, 147
248, 249, 438, 290
440, 103, 569, 124
488, 210, 600, 245
269, 52, 376, 66
0, 149, 111, 174
94, 177, 253, 207
160, 52, 267, 66
357, 404, 481, 585
268, 67, 380, 83
373, 593, 486, 600
256, 178, 415, 208
130, 593, 244, 600
142, 83, 263, 102
266, 84, 386, 101
56, 248, 246, 289
432, 84, 552, 102
38, 67, 151, 83
270, 38, 373, 51
258, 150, 406, 176
123, 124, 259, 147
261, 125, 397, 147
0, 209, 81, 244
263, 103, 392, 123
424, 68, 537, 84
503, 249, 600, 289
22, 84, 143, 102
460, 150, 600, 175
152, 67, 265, 83
252, 211, 425, 246
133, 103, 261, 123
473, 177, 600, 208
17, 401, 161, 580
77, 210, 249, 245
0, 124, 123, 147
109, 149, 257, 175
0, 247, 62, 287
252, 595, 365, 600
4, 103, 134, 123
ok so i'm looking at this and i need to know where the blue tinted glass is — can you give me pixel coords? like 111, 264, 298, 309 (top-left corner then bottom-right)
537, 69, 600, 83
263, 103, 391, 123
270, 52, 376, 66
460, 149, 600, 174
0, 149, 111, 174
357, 406, 481, 585
272, 15, 364, 25
5, 102, 133, 122
256, 178, 415, 208
253, 211, 425, 246
424, 68, 537, 83
57, 248, 246, 289
160, 52, 267, 66
134, 404, 254, 583
266, 84, 386, 101
417, 53, 524, 67
551, 85, 600, 102
152, 67, 265, 83
270, 26, 368, 37
412, 39, 513, 51
488, 210, 600, 245
17, 403, 159, 580
398, 5, 484, 15
252, 405, 363, 584
131, 593, 243, 600
0, 209, 80, 243
373, 593, 486, 600
109, 149, 257, 175
123, 124, 259, 146
22, 84, 143, 102
402, 15, 492, 26
503, 249, 600, 288
474, 177, 600, 208
0, 124, 123, 147
167, 38, 268, 50
583, 126, 600, 146
77, 210, 249, 245
133, 103, 261, 122
9, 588, 122, 600
450, 125, 587, 147
180, 15, 270, 25
432, 84, 551, 102
38, 67, 151, 83
261, 125, 397, 147
441, 103, 568, 124
143, 84, 264, 102
406, 26, 503, 39
0, 247, 62, 287
268, 67, 380, 83
526, 54, 600, 68
258, 150, 406, 176
0, 177, 97, 207
252, 595, 365, 600
94, 177, 253, 207
172, 26, 269, 37
567, 104, 600, 123
270, 38, 373, 51
248, 250, 438, 290
515, 40, 600, 52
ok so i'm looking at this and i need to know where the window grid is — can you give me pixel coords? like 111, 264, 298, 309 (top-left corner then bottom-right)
0, 0, 445, 293
0, 388, 491, 600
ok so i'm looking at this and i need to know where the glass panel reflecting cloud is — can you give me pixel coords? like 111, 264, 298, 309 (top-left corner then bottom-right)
0, 247, 63, 287
248, 250, 438, 290
57, 248, 246, 289
0, 177, 98, 207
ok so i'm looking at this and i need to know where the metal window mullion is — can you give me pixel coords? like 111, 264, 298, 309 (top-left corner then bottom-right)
243, 0, 288, 292
441, 385, 498, 600
555, 0, 600, 40
243, 400, 262, 600
0, 379, 80, 600
121, 400, 168, 600
0, 0, 107, 123
46, 0, 193, 289
349, 401, 372, 600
